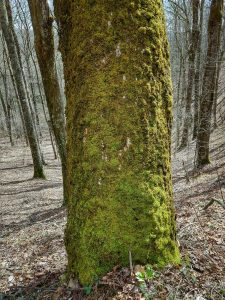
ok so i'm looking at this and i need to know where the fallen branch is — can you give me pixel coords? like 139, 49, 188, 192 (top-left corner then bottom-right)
203, 197, 225, 210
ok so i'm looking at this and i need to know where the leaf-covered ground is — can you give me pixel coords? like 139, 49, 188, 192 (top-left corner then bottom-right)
0, 127, 224, 299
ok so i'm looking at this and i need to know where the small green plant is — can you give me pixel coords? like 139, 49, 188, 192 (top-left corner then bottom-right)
220, 289, 225, 297
83, 285, 92, 295
145, 265, 155, 279
59, 273, 67, 284
135, 265, 156, 300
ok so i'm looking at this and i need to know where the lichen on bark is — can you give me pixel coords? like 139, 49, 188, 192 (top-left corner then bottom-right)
55, 0, 180, 285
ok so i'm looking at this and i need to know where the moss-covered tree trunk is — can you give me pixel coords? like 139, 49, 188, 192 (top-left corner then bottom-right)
196, 0, 223, 167
55, 0, 180, 285
28, 0, 67, 203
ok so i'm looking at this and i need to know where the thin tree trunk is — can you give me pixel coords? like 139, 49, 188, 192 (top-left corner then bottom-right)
29, 48, 58, 157
0, 87, 13, 145
15, 0, 43, 140
213, 59, 220, 129
1, 32, 28, 144
192, 0, 205, 140
179, 0, 200, 149
175, 56, 183, 148
212, 23, 225, 129
5, 0, 43, 152
28, 0, 67, 202
0, 0, 45, 178
24, 54, 43, 140
196, 0, 223, 167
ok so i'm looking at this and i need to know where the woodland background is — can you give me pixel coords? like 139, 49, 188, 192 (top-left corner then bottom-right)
0, 0, 224, 299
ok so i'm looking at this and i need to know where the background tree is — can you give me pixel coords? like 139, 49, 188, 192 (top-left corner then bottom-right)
179, 0, 200, 149
28, 0, 67, 202
193, 0, 205, 140
0, 0, 44, 178
55, 0, 180, 285
196, 0, 224, 167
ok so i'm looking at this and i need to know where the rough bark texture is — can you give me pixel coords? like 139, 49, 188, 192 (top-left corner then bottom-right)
192, 0, 205, 140
179, 0, 200, 149
0, 0, 44, 178
0, 87, 13, 145
196, 0, 223, 167
1, 35, 29, 145
28, 0, 67, 202
212, 24, 225, 129
55, 0, 180, 285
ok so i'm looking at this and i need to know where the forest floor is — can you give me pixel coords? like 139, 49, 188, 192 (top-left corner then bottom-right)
0, 127, 224, 300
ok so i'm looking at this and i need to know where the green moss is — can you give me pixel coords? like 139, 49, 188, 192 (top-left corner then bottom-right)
56, 0, 180, 286
138, 26, 147, 34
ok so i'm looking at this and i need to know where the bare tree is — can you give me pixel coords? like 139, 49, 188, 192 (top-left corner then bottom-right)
179, 0, 200, 149
196, 0, 224, 167
0, 86, 13, 145
0, 0, 45, 178
28, 0, 67, 202
192, 0, 205, 140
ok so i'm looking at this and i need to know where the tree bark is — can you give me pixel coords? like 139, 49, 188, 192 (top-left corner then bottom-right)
192, 0, 205, 140
196, 0, 223, 167
54, 0, 180, 285
1, 32, 29, 144
0, 87, 13, 145
0, 0, 45, 178
179, 0, 200, 149
28, 0, 67, 202
5, 0, 43, 156
212, 22, 225, 129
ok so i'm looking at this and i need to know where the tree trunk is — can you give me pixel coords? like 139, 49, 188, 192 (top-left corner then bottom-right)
212, 23, 225, 129
1, 33, 29, 144
25, 55, 43, 139
55, 0, 180, 285
196, 0, 223, 167
29, 46, 58, 157
28, 0, 67, 202
0, 0, 45, 178
0, 87, 13, 145
179, 0, 200, 149
212, 59, 220, 129
15, 0, 43, 140
192, 0, 205, 140
6, 1, 44, 158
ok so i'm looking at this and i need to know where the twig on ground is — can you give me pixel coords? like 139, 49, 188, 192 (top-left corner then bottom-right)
129, 251, 134, 276
203, 197, 225, 210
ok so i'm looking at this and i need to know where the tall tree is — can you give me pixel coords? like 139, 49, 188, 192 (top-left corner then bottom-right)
179, 0, 200, 149
0, 86, 13, 145
28, 0, 67, 202
196, 0, 223, 167
55, 0, 180, 285
193, 0, 205, 140
0, 0, 44, 178
212, 21, 225, 128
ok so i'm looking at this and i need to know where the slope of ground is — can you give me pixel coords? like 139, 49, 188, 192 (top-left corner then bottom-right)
0, 127, 224, 299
